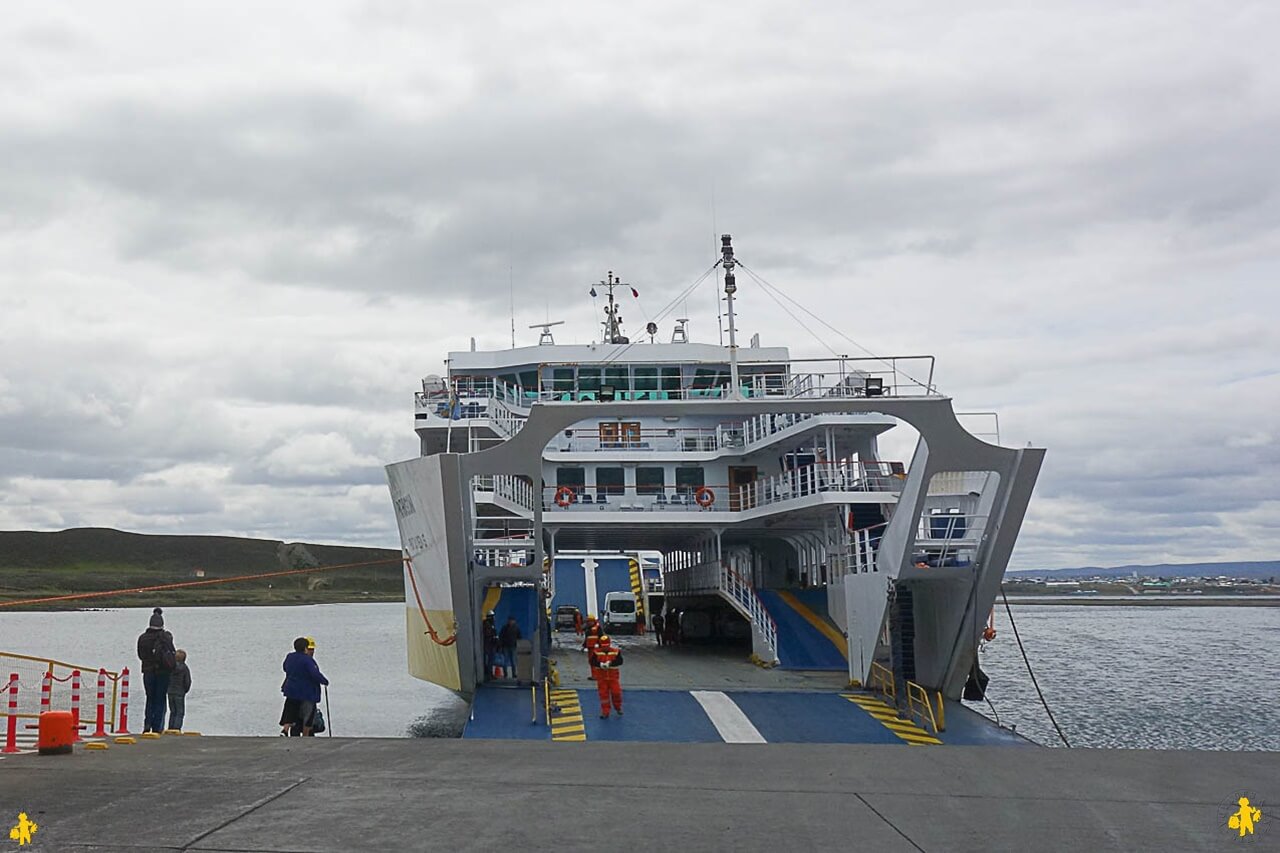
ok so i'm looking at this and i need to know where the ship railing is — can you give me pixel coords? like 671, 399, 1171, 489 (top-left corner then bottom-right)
496, 355, 940, 405
549, 426, 723, 454
474, 475, 536, 512
539, 462, 903, 515
910, 513, 988, 570
868, 661, 896, 704
905, 680, 945, 734
831, 523, 889, 578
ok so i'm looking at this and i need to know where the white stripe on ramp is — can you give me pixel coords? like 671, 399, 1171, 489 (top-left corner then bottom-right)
690, 691, 766, 743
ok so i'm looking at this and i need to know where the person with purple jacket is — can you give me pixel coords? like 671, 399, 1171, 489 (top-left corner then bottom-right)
279, 636, 329, 736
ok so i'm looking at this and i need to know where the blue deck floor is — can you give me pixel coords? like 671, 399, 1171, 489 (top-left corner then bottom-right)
464, 684, 1030, 746
756, 589, 847, 670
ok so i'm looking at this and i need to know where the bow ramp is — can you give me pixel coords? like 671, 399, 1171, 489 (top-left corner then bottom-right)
755, 589, 847, 670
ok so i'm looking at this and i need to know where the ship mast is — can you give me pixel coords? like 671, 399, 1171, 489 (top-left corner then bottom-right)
721, 234, 741, 398
598, 271, 631, 344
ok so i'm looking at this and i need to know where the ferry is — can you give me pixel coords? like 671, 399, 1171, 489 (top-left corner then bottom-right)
385, 236, 1045, 744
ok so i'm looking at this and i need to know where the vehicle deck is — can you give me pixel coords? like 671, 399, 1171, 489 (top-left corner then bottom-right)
464, 631, 1027, 746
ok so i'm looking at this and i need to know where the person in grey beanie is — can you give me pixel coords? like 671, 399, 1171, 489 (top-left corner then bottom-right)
136, 607, 176, 733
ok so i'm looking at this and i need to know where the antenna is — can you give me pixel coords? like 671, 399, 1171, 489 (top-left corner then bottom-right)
529, 320, 565, 346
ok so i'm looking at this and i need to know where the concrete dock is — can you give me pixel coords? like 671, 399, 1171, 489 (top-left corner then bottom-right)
1, 737, 1274, 851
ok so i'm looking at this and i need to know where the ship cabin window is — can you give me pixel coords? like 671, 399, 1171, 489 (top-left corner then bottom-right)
577, 368, 601, 400
556, 467, 586, 490
661, 367, 682, 394
599, 421, 641, 447
596, 467, 625, 496
675, 466, 705, 494
551, 369, 575, 398
633, 366, 659, 400
604, 366, 630, 398
636, 467, 665, 495
518, 370, 539, 399
691, 367, 730, 397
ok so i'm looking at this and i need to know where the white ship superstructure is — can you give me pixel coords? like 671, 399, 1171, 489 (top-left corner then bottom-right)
387, 236, 1043, 703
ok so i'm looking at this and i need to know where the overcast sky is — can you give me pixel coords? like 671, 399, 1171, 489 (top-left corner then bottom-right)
1, 2, 1276, 569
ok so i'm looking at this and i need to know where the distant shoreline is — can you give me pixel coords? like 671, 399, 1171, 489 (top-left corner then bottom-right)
1004, 595, 1280, 607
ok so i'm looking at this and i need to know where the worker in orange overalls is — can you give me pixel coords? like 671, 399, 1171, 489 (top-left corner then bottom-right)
582, 616, 601, 680
589, 634, 624, 718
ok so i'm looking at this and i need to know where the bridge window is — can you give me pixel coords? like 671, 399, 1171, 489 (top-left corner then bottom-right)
577, 368, 601, 399
636, 467, 665, 495
597, 467, 625, 495
551, 368, 574, 393
634, 367, 658, 399
605, 366, 630, 394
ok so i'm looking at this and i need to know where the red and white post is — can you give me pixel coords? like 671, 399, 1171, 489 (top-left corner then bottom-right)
40, 672, 52, 715
93, 669, 107, 737
3, 674, 18, 754
69, 670, 81, 742
115, 667, 130, 734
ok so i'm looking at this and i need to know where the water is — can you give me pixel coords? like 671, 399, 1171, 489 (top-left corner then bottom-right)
0, 604, 465, 738
2, 603, 1276, 748
965, 604, 1280, 750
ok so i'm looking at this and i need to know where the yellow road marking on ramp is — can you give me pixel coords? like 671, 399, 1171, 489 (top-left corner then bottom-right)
841, 693, 943, 746
550, 689, 587, 742
777, 591, 847, 659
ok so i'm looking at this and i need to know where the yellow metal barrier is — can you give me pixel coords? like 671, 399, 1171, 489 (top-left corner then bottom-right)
868, 661, 896, 705
0, 652, 120, 726
905, 680, 940, 735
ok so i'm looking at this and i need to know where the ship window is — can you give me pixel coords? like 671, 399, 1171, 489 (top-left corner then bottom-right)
556, 467, 585, 489
675, 466, 705, 493
577, 368, 600, 400
691, 367, 729, 395
605, 366, 630, 393
634, 367, 658, 396
636, 467, 665, 495
552, 369, 574, 392
661, 367, 682, 392
597, 467, 625, 495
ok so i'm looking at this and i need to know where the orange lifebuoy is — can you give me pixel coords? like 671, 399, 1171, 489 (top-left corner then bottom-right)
554, 486, 575, 507
694, 486, 715, 508
982, 608, 997, 642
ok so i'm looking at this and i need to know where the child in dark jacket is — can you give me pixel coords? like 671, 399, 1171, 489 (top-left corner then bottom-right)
167, 650, 192, 730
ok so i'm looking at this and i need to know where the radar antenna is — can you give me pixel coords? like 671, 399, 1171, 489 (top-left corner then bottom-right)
529, 320, 565, 346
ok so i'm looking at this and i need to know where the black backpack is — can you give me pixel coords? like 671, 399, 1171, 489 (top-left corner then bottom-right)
152, 633, 177, 672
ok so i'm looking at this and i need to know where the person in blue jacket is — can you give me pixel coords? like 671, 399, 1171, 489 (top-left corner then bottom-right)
279, 636, 329, 736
